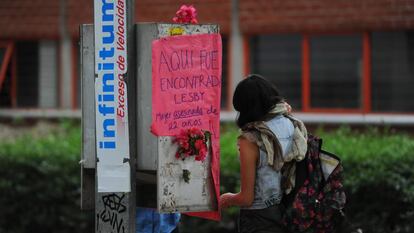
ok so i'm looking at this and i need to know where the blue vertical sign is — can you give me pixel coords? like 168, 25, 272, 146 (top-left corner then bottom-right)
94, 0, 130, 192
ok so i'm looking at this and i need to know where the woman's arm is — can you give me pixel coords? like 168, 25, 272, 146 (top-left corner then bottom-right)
220, 137, 259, 209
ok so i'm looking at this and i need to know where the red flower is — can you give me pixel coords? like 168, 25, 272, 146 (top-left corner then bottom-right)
174, 128, 210, 162
179, 140, 190, 150
195, 147, 207, 161
172, 4, 198, 24
173, 130, 188, 143
189, 127, 202, 137
195, 139, 205, 150
184, 151, 192, 157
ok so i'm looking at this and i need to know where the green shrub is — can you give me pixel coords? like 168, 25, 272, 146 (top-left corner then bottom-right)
1, 122, 414, 233
0, 121, 93, 233
317, 126, 414, 233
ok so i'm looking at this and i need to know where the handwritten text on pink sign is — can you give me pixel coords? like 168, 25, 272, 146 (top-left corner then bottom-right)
151, 34, 222, 136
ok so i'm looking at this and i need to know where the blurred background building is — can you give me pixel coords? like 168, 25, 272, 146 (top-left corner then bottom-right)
0, 0, 413, 124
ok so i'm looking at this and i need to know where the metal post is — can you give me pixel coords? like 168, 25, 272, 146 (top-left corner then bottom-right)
126, 0, 137, 232
81, 0, 136, 232
80, 24, 96, 211
80, 22, 135, 233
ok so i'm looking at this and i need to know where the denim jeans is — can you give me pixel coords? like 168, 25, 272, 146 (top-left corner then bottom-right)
136, 207, 180, 233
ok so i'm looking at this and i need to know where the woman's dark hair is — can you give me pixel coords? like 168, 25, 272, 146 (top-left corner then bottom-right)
233, 74, 283, 128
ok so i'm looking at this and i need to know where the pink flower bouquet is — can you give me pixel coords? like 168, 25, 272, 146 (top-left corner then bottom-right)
172, 4, 198, 24
173, 127, 211, 183
174, 127, 210, 162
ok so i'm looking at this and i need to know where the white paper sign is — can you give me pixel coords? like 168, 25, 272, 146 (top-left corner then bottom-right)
94, 0, 130, 192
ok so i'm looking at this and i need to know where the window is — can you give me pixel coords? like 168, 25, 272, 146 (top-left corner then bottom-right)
16, 41, 39, 107
0, 42, 16, 108
248, 32, 414, 113
309, 35, 362, 109
371, 32, 414, 112
250, 35, 302, 109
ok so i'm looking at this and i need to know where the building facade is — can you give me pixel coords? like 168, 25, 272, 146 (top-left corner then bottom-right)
0, 0, 413, 123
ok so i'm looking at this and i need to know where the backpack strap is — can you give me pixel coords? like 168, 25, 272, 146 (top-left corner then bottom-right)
281, 135, 322, 201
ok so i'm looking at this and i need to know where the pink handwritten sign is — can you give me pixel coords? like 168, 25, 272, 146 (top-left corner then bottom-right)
151, 33, 222, 136
151, 33, 222, 220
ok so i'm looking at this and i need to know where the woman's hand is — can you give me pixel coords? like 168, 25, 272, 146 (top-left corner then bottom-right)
220, 193, 235, 209
283, 101, 292, 113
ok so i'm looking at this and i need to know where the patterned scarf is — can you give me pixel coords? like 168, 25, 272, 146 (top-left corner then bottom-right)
240, 103, 308, 194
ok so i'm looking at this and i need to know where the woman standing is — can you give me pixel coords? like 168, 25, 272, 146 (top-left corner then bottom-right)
220, 74, 307, 233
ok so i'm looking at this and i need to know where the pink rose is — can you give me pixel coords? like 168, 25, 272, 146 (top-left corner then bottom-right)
172, 4, 198, 24
196, 148, 207, 161
173, 128, 210, 162
194, 139, 204, 150
180, 140, 189, 150
190, 18, 198, 24
189, 127, 202, 137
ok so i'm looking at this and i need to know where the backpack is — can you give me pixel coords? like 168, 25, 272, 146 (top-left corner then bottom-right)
280, 135, 347, 233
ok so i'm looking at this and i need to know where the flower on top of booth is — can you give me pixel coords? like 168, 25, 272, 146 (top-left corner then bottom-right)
172, 5, 198, 24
